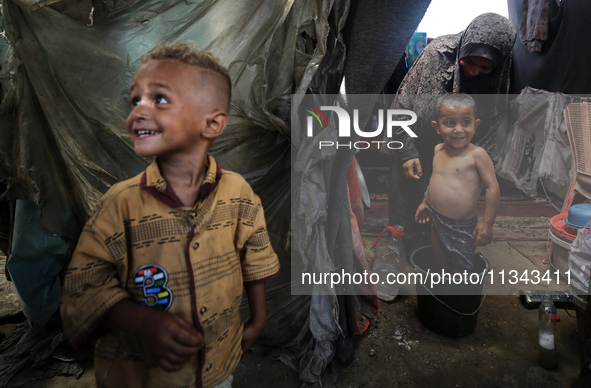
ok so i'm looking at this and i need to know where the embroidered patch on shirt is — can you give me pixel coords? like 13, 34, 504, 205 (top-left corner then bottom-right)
134, 264, 173, 311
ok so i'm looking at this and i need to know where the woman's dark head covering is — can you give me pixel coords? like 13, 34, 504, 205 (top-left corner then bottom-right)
396, 12, 517, 97
453, 13, 516, 94
393, 11, 517, 138
458, 13, 517, 68
459, 43, 506, 68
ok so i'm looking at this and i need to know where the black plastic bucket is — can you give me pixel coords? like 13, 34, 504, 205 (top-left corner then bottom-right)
410, 245, 490, 337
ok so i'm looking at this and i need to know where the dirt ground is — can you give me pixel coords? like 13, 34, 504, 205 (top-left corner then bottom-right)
235, 294, 582, 388
1, 295, 582, 388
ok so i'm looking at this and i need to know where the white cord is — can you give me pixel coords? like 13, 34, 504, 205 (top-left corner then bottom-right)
539, 178, 562, 212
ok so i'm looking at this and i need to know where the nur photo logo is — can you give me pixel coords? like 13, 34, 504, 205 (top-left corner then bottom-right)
301, 104, 329, 130
300, 96, 418, 150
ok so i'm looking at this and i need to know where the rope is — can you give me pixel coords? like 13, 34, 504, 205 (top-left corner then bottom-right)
539, 179, 562, 213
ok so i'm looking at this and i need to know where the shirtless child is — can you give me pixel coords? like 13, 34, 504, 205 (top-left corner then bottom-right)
415, 93, 500, 273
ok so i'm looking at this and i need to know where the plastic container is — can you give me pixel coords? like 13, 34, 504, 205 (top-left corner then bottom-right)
549, 214, 575, 285
371, 225, 405, 302
549, 229, 572, 283
550, 213, 577, 242
565, 203, 591, 228
539, 295, 559, 369
410, 245, 489, 337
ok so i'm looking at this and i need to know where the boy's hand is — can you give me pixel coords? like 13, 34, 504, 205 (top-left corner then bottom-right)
472, 222, 493, 246
138, 310, 204, 372
415, 201, 430, 224
403, 158, 422, 180
105, 300, 203, 372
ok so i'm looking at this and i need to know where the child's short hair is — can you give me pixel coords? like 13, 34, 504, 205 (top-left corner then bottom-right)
141, 42, 232, 109
434, 93, 477, 119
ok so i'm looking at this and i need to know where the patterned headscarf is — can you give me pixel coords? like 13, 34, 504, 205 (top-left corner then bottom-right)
396, 12, 517, 98
454, 13, 517, 93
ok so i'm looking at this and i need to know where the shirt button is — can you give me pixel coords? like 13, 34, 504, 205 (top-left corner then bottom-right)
193, 242, 199, 250
206, 363, 212, 371
200, 307, 207, 314
189, 211, 196, 219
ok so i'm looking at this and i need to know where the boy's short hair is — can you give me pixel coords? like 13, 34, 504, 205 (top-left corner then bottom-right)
434, 93, 477, 119
141, 42, 232, 110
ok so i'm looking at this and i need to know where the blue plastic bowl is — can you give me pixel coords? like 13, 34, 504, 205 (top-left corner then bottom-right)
565, 203, 591, 228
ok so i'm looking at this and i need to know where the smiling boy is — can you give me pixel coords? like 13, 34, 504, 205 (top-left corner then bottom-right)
415, 93, 499, 272
60, 43, 280, 388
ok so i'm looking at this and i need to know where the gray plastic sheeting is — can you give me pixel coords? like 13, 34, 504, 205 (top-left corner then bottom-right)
496, 87, 591, 201
0, 0, 351, 383
6, 200, 67, 326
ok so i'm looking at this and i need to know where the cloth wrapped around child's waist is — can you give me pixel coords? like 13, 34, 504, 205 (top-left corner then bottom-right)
425, 191, 478, 272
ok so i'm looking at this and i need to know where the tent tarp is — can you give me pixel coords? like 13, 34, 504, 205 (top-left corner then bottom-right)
495, 88, 591, 201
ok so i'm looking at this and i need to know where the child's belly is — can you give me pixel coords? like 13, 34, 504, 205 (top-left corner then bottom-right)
427, 183, 480, 220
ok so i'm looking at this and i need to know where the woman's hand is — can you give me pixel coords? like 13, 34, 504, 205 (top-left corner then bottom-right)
403, 158, 422, 179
